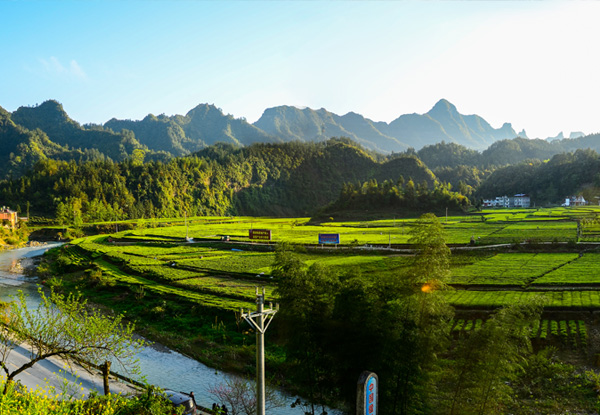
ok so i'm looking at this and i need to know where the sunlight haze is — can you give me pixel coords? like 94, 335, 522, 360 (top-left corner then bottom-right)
2, 0, 598, 140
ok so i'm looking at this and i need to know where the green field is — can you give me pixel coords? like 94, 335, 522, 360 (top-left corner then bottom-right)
533, 253, 600, 285
451, 318, 588, 349
450, 253, 579, 286
63, 206, 600, 315
106, 207, 597, 246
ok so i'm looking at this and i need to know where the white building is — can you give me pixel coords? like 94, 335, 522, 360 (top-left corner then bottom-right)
512, 194, 530, 208
562, 196, 586, 207
483, 194, 530, 208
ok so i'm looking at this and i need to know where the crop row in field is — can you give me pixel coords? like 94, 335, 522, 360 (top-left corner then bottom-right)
451, 318, 587, 348
73, 238, 278, 304
92, 258, 256, 311
446, 290, 600, 309
450, 253, 579, 286
531, 254, 600, 285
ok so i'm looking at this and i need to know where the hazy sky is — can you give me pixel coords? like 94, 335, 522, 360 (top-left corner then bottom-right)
2, 1, 599, 140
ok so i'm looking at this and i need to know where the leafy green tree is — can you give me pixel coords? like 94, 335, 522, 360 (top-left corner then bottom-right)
273, 244, 339, 414
440, 298, 544, 415
381, 213, 454, 414
0, 288, 144, 395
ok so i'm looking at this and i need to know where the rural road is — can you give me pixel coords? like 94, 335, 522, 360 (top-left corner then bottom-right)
4, 342, 137, 398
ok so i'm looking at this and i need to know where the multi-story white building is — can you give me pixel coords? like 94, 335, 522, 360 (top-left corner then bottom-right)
482, 194, 530, 208
562, 196, 587, 207
512, 194, 531, 208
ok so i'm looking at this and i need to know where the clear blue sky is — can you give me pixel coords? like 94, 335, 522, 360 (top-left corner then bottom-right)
2, 0, 599, 139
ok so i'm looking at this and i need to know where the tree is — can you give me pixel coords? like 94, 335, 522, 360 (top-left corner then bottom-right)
209, 377, 284, 415
0, 288, 144, 395
273, 244, 339, 414
408, 212, 451, 291
382, 213, 454, 414
441, 298, 544, 415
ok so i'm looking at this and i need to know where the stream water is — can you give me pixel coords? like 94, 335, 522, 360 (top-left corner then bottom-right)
0, 244, 339, 414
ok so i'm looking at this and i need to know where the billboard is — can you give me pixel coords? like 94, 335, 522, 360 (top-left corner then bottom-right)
249, 229, 271, 240
318, 233, 340, 244
357, 371, 378, 415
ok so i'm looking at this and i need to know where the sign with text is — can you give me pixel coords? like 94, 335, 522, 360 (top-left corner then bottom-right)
357, 371, 378, 415
249, 229, 271, 240
318, 233, 340, 244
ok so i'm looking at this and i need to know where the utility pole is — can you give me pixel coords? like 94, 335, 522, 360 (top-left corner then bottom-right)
184, 211, 189, 241
241, 287, 278, 415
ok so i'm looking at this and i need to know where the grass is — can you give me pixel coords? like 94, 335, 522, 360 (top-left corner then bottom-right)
67, 208, 600, 313
450, 253, 578, 286
534, 254, 600, 285
0, 378, 176, 415
446, 290, 600, 309
106, 208, 588, 246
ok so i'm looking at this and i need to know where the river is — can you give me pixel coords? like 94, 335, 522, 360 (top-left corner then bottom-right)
0, 244, 340, 414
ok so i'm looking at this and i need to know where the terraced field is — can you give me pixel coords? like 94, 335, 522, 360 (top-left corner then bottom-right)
533, 253, 600, 285
450, 253, 579, 286
64, 206, 600, 315
451, 318, 588, 349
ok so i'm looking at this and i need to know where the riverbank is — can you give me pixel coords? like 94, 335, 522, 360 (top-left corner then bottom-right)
0, 246, 254, 414
4, 341, 138, 398
30, 245, 326, 414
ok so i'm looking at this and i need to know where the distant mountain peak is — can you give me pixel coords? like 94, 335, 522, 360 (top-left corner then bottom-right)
569, 131, 585, 139
428, 99, 458, 115
547, 132, 565, 141
186, 103, 224, 118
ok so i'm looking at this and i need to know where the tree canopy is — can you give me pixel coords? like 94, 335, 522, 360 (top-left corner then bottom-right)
0, 288, 143, 395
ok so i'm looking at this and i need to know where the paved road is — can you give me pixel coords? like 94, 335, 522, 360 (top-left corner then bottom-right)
4, 342, 138, 397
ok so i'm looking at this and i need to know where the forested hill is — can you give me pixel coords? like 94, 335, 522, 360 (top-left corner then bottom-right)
475, 149, 600, 205
417, 135, 600, 169
0, 139, 438, 220
104, 103, 280, 156
11, 100, 144, 162
0, 103, 118, 179
4, 99, 600, 180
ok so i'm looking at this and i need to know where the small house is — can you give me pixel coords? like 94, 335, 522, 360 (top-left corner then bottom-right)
0, 207, 18, 229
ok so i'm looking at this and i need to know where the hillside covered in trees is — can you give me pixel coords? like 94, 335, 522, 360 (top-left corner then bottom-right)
0, 139, 444, 220
2, 99, 600, 218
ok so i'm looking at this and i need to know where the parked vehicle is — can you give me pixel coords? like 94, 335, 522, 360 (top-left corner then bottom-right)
164, 390, 197, 415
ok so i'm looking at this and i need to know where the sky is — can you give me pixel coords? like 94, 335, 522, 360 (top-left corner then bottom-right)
2, 0, 600, 140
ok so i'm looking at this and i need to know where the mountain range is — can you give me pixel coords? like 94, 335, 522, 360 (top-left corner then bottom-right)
2, 98, 599, 183
104, 98, 520, 154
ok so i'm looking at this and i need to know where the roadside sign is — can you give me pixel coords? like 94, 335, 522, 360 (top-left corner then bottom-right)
249, 229, 271, 240
357, 371, 378, 415
318, 233, 340, 244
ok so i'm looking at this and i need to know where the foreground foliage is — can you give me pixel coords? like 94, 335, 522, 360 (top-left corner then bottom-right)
0, 288, 143, 395
0, 381, 181, 415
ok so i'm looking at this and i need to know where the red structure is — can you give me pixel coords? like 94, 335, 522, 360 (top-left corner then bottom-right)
0, 207, 18, 229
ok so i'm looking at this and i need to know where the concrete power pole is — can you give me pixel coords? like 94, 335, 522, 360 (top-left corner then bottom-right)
241, 287, 278, 415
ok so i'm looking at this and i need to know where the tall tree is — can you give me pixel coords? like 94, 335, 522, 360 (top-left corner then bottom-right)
273, 244, 339, 414
0, 288, 144, 395
440, 298, 544, 415
382, 213, 454, 414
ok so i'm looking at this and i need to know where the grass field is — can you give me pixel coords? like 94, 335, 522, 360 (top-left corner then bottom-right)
102, 207, 600, 246
450, 253, 579, 286
62, 206, 600, 317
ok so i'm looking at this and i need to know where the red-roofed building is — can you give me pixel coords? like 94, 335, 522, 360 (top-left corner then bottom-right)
0, 207, 18, 229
